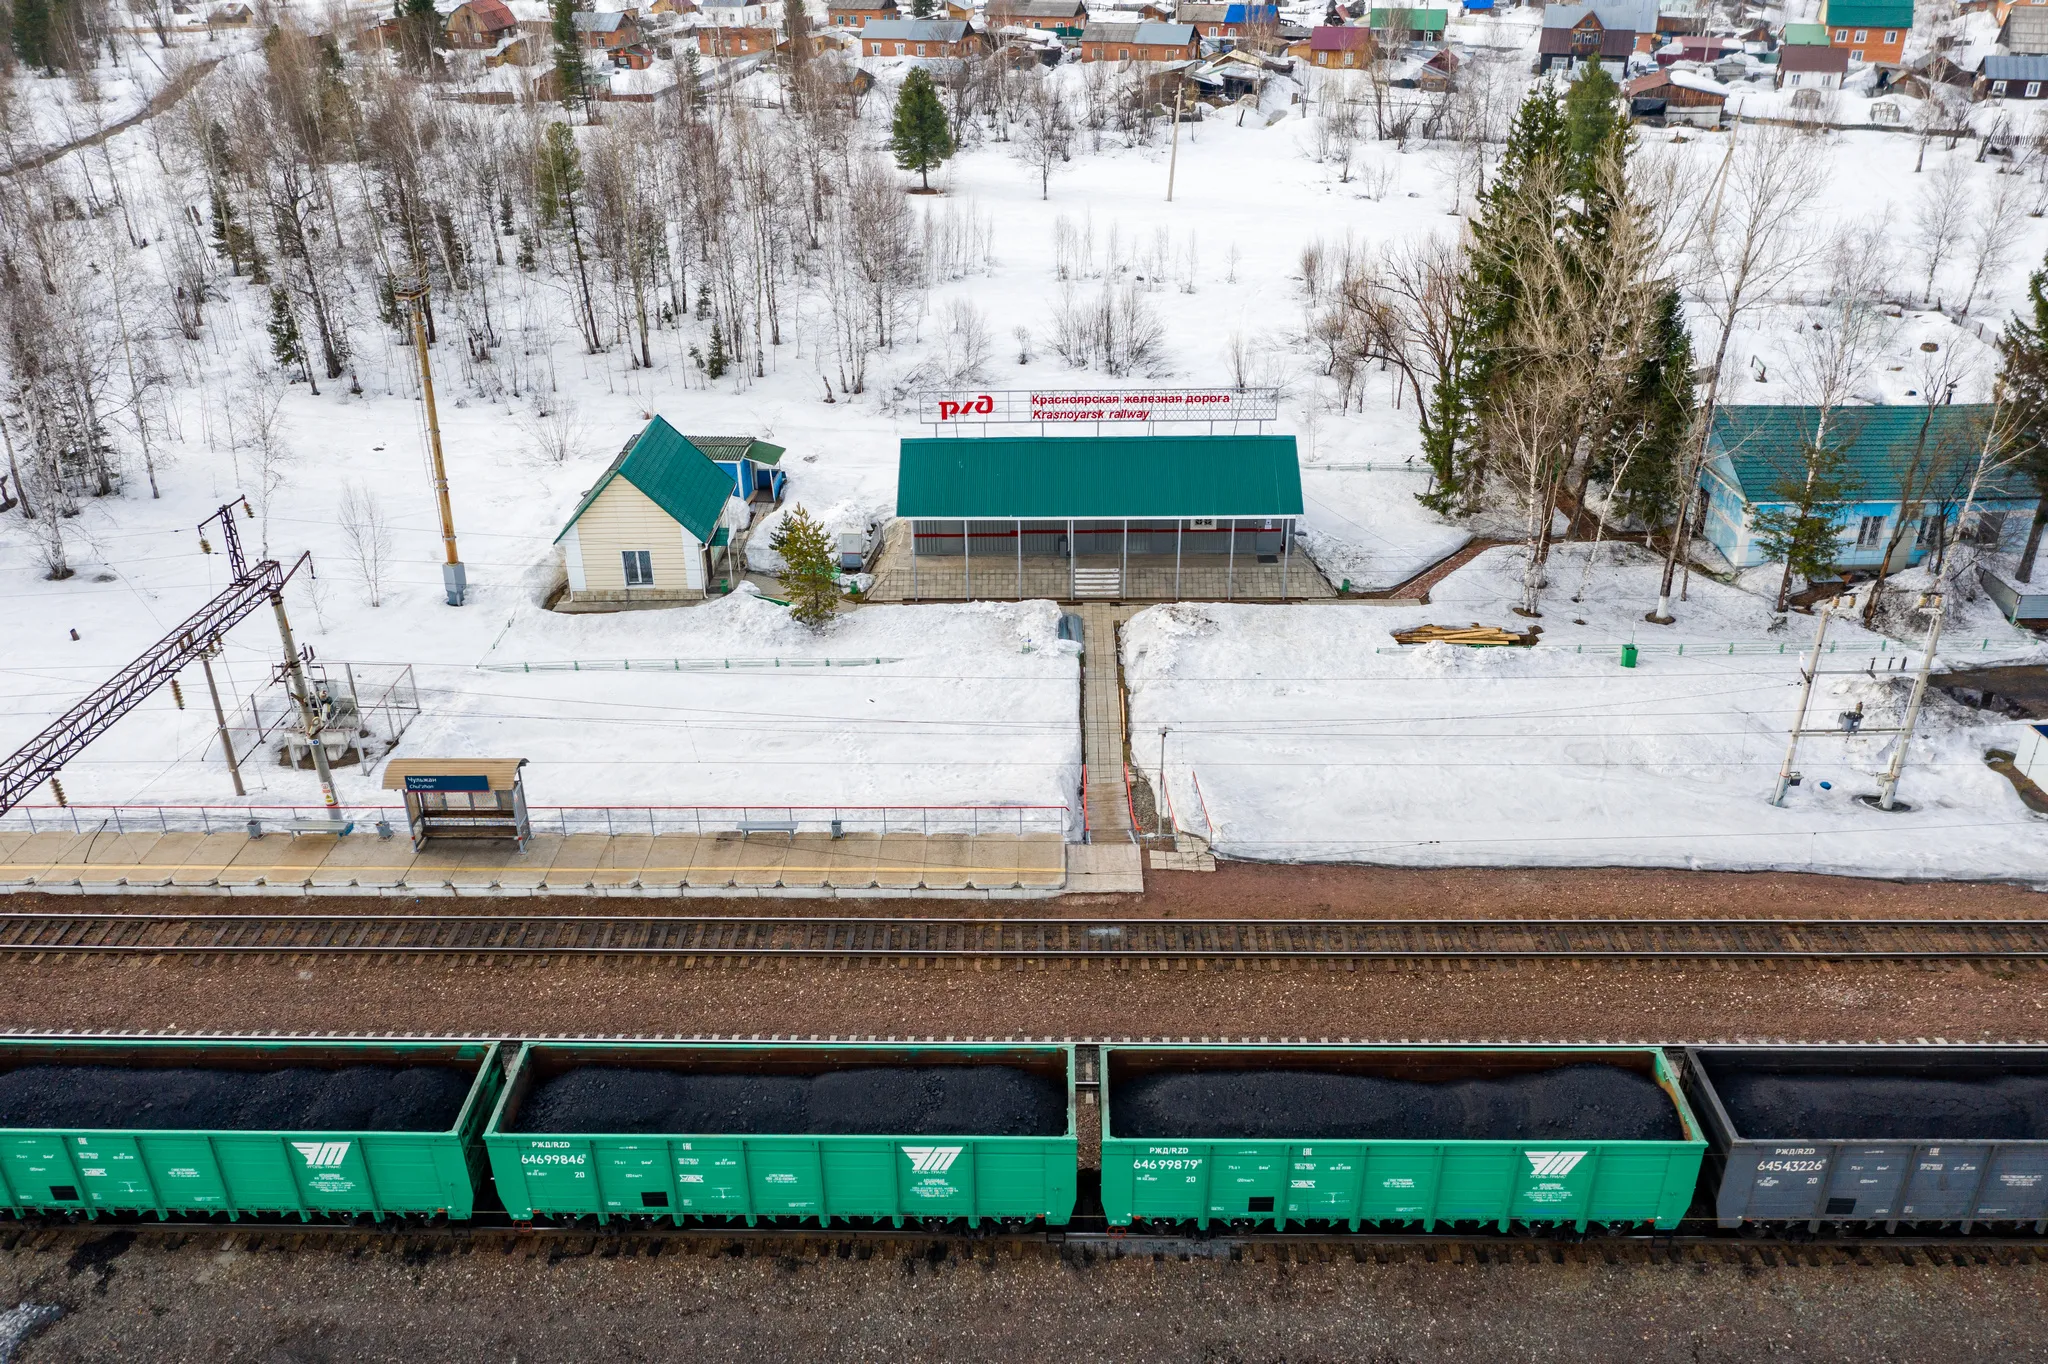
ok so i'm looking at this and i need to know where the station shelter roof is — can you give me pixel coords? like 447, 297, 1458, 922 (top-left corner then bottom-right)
896, 434, 1303, 520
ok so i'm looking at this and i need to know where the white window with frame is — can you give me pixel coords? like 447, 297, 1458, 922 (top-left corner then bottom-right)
895, 40, 905, 51
622, 549, 654, 586
1788, 71, 1800, 84
1915, 514, 1945, 547
1853, 27, 1867, 39
1833, 27, 1846, 39
916, 41, 926, 52
1850, 48, 1863, 59
2032, 81, 2045, 97
1855, 515, 1886, 548
1883, 28, 1895, 41
1994, 79, 2008, 93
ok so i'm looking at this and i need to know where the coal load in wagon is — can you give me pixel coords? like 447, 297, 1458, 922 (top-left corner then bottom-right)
1709, 1068, 2048, 1141
0, 1064, 476, 1133
512, 1065, 1066, 1137
1113, 1064, 1683, 1141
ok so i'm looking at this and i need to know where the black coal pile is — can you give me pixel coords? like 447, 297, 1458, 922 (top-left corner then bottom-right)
1710, 1068, 2048, 1141
512, 1065, 1066, 1136
0, 1064, 476, 1132
1112, 1064, 1683, 1141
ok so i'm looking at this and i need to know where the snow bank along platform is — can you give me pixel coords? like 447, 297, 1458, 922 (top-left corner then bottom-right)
0, 829, 1070, 897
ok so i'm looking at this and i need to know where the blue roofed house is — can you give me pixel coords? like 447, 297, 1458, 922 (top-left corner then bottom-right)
553, 417, 748, 605
1699, 405, 2038, 576
687, 435, 787, 512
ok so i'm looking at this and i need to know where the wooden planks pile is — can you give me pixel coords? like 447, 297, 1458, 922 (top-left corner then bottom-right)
1389, 623, 1537, 648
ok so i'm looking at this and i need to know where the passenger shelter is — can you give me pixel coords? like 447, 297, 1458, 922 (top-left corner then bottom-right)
879, 434, 1324, 601
553, 417, 741, 605
381, 758, 532, 853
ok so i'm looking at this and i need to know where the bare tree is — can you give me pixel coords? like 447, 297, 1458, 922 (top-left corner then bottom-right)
1012, 78, 1075, 200
1912, 155, 1971, 303
337, 480, 394, 607
1959, 173, 2027, 317
517, 397, 591, 464
1860, 350, 1974, 625
937, 299, 993, 386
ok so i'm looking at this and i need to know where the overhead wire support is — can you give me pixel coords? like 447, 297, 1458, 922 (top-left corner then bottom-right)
393, 276, 465, 606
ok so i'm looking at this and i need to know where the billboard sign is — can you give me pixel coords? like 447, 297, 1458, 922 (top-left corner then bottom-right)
921, 388, 1280, 426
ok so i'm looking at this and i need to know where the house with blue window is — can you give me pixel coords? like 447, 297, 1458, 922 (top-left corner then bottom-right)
688, 435, 788, 510
1699, 404, 2037, 574
553, 417, 744, 606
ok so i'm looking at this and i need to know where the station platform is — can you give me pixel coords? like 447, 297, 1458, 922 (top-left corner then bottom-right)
0, 829, 1077, 898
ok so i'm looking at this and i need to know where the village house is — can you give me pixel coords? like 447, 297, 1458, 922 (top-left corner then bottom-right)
1699, 405, 2036, 573
1820, 0, 1911, 65
445, 0, 517, 47
573, 9, 640, 50
827, 0, 894, 24
861, 17, 978, 55
700, 23, 777, 53
696, 0, 776, 24
2003, 6, 2048, 49
1625, 67, 1726, 121
1304, 23, 1374, 64
1992, 0, 2045, 24
1079, 18, 1200, 58
553, 418, 749, 607
1980, 53, 2048, 95
1536, 0, 1660, 72
1777, 41, 1849, 86
986, 0, 1085, 32
1177, 1, 1230, 33
1778, 20, 1830, 43
483, 29, 534, 62
1367, 5, 1447, 43
1416, 43, 1457, 86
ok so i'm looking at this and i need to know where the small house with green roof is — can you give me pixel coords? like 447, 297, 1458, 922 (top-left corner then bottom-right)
1778, 21, 1829, 43
1819, 0, 1911, 65
554, 417, 744, 604
1699, 405, 2036, 573
1368, 6, 1447, 40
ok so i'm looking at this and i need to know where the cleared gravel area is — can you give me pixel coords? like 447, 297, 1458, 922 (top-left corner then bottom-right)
10, 860, 2048, 919
2, 1230, 2045, 1364
1, 953, 2045, 1044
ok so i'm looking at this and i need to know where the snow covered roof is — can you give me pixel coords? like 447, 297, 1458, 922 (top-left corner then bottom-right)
557, 417, 736, 545
573, 10, 633, 31
1708, 406, 2034, 506
1540, 0, 1657, 33
863, 17, 969, 37
2004, 8, 2048, 54
1984, 53, 2048, 80
896, 435, 1304, 519
453, 0, 516, 28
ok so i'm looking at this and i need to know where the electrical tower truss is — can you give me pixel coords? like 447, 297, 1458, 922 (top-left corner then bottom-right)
0, 502, 309, 817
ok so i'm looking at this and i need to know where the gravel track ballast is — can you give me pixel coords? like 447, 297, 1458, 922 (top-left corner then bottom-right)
1710, 1068, 2048, 1141
0, 1064, 476, 1132
1112, 1064, 1684, 1141
512, 1065, 1067, 1137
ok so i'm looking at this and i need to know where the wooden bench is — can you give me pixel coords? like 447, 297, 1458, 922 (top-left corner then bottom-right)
736, 820, 799, 835
283, 818, 355, 837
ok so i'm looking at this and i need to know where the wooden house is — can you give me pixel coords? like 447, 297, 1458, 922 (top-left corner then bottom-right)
1367, 5, 1447, 42
1820, 0, 1911, 65
828, 0, 892, 19
693, 436, 789, 511
554, 418, 745, 606
573, 9, 640, 50
1079, 19, 1200, 58
1776, 41, 1848, 86
446, 0, 517, 47
1305, 22, 1374, 63
1624, 67, 1726, 122
702, 23, 777, 53
860, 17, 977, 54
2003, 6, 2048, 50
986, 0, 1084, 33
1699, 405, 2036, 572
1536, 0, 1658, 72
1980, 54, 2048, 96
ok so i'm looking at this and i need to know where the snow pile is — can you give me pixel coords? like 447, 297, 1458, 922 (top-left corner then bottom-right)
1123, 545, 2048, 878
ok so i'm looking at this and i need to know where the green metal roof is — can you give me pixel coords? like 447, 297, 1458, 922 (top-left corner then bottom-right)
1370, 6, 1447, 29
1707, 405, 2033, 505
1819, 0, 1912, 30
1780, 21, 1828, 42
689, 435, 786, 467
554, 416, 734, 544
896, 435, 1303, 519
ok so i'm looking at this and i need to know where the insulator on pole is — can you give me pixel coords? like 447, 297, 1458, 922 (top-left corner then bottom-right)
49, 778, 66, 808
171, 679, 186, 710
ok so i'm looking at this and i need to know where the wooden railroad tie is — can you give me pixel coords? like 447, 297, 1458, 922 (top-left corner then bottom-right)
1389, 623, 1537, 648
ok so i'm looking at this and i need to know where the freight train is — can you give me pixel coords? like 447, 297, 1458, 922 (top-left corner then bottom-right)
1, 1038, 2044, 1236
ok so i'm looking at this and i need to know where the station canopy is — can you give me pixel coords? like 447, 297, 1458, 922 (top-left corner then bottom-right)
896, 435, 1303, 520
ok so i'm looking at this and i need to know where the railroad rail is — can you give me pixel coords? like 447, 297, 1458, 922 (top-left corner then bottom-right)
3, 913, 2048, 960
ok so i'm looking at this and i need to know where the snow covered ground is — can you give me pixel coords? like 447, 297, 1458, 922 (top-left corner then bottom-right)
1124, 544, 2048, 877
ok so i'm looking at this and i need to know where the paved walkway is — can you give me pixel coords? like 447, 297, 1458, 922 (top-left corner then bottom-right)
0, 829, 1066, 896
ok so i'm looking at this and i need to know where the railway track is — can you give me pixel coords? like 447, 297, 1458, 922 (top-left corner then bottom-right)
2, 912, 2048, 960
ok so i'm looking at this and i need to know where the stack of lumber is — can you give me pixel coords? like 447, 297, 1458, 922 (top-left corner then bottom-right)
1390, 623, 1535, 647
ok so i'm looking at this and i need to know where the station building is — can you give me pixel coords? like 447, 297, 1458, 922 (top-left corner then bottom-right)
875, 434, 1327, 601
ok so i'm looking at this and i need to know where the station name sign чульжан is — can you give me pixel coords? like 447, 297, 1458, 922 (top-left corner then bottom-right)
922, 388, 1281, 428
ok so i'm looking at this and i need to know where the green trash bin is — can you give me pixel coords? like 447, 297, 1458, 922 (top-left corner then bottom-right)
1620, 643, 1639, 668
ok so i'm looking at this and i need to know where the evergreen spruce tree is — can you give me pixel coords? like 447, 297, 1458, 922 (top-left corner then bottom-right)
1997, 253, 2048, 581
551, 0, 591, 118
12, 0, 52, 72
1753, 439, 1854, 612
770, 506, 842, 629
267, 286, 319, 394
705, 318, 729, 378
889, 68, 955, 191
1599, 286, 1694, 526
396, 0, 441, 71
909, 0, 936, 16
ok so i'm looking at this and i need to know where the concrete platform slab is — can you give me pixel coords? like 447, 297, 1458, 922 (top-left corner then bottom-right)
497, 835, 566, 891
728, 833, 792, 889
587, 834, 652, 890
538, 834, 612, 892
1065, 842, 1145, 894
307, 833, 418, 889
165, 832, 249, 888
220, 834, 343, 889
685, 832, 755, 889
404, 840, 533, 890
873, 832, 931, 890
780, 832, 882, 889
9, 833, 94, 887
917, 834, 979, 890
1012, 833, 1069, 889
72, 834, 175, 889
637, 834, 704, 891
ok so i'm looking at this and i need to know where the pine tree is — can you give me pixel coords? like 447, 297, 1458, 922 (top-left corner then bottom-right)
705, 318, 729, 378
889, 68, 956, 191
1997, 253, 2048, 581
1753, 438, 1855, 612
551, 0, 591, 118
770, 506, 841, 629
12, 0, 52, 72
909, 0, 936, 16
537, 122, 602, 352
396, 0, 440, 71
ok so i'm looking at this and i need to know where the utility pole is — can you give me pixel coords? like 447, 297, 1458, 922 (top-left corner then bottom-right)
394, 279, 466, 607
272, 592, 339, 813
1156, 725, 1170, 837
198, 641, 246, 798
1876, 594, 1943, 812
1166, 83, 1184, 203
1771, 601, 1837, 806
